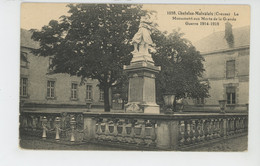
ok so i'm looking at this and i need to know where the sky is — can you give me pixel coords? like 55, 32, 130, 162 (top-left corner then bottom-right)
21, 3, 250, 43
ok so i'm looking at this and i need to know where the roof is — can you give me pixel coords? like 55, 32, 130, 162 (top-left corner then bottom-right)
21, 28, 40, 49
193, 26, 250, 54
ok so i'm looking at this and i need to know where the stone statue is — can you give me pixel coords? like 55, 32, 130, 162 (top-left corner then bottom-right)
131, 15, 155, 55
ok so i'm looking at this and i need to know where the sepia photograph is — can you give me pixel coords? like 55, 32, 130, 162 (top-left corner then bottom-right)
19, 3, 250, 151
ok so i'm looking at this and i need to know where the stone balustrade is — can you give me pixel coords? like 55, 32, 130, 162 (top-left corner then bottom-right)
20, 111, 248, 150
20, 111, 84, 142
83, 112, 248, 150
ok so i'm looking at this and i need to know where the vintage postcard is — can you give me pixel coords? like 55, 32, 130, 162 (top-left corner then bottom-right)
20, 3, 250, 151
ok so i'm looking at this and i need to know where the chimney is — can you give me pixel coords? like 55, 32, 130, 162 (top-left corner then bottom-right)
224, 22, 234, 48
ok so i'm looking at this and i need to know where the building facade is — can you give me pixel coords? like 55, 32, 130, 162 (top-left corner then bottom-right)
20, 29, 107, 112
190, 23, 250, 112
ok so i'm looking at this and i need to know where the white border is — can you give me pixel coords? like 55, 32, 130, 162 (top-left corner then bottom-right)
0, 0, 260, 166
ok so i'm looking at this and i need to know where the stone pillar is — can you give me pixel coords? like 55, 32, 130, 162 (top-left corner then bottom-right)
156, 120, 179, 149
124, 59, 161, 114
83, 117, 96, 141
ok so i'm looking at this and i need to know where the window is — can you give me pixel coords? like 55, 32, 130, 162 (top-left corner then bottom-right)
226, 60, 235, 78
86, 85, 92, 100
71, 83, 78, 100
47, 81, 55, 98
195, 98, 204, 105
20, 78, 28, 97
226, 87, 236, 104
20, 52, 28, 68
49, 57, 54, 71
100, 90, 104, 101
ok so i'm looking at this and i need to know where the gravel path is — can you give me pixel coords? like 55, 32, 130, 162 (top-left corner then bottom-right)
190, 135, 248, 152
20, 135, 248, 151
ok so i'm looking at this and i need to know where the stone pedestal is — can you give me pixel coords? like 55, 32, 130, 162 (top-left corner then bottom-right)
124, 56, 161, 114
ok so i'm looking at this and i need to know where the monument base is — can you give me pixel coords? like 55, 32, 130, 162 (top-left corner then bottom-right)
131, 53, 154, 64
143, 103, 160, 114
125, 102, 160, 114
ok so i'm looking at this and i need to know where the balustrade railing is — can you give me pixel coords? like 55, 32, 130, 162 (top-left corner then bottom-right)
83, 113, 248, 150
92, 117, 157, 148
20, 111, 248, 150
20, 111, 84, 142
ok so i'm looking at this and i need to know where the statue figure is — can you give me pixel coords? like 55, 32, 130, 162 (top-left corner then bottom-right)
131, 15, 155, 55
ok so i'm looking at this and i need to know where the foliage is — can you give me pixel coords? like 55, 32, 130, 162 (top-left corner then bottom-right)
31, 4, 147, 112
151, 29, 210, 104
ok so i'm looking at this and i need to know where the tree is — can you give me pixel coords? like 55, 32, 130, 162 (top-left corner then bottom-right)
31, 4, 147, 112
151, 29, 210, 105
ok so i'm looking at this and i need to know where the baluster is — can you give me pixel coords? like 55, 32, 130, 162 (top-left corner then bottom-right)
99, 118, 106, 141
236, 117, 240, 133
108, 119, 114, 142
22, 115, 28, 130
214, 119, 218, 138
190, 120, 196, 144
235, 117, 238, 133
128, 120, 136, 144
240, 117, 243, 133
241, 117, 245, 132
228, 118, 232, 135
112, 119, 118, 142
245, 117, 248, 131
104, 118, 110, 141
55, 117, 61, 142
117, 119, 124, 142
46, 117, 51, 130
96, 118, 102, 141
36, 116, 41, 130
230, 118, 233, 135
233, 117, 236, 134
219, 118, 224, 137
121, 119, 128, 143
231, 117, 235, 135
41, 116, 48, 140
139, 120, 147, 146
240, 117, 244, 133
237, 117, 240, 133
206, 119, 211, 140
187, 120, 192, 144
226, 118, 230, 136
184, 120, 189, 145
239, 117, 243, 132
194, 120, 199, 143
143, 120, 151, 146
149, 120, 157, 148
178, 120, 185, 146
70, 117, 76, 142
210, 119, 214, 139
31, 115, 37, 131
208, 119, 214, 139
234, 117, 237, 134
29, 115, 34, 130
199, 119, 205, 142
204, 119, 209, 141
217, 118, 222, 137
133, 120, 142, 145
60, 113, 66, 138
125, 119, 133, 144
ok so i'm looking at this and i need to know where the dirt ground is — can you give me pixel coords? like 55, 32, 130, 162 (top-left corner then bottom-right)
20, 135, 247, 151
